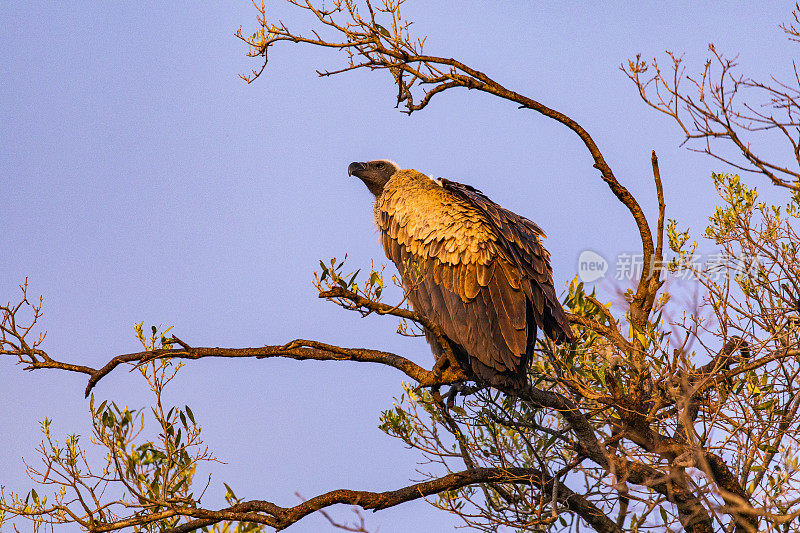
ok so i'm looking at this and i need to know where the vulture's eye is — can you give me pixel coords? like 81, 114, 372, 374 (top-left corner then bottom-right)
376, 162, 385, 169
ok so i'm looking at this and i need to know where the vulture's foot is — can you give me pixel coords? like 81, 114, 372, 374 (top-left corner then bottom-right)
445, 382, 483, 408
445, 383, 462, 408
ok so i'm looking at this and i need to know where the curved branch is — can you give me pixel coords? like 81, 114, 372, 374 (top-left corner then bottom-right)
8, 339, 466, 398
240, 2, 660, 329
157, 466, 621, 533
517, 384, 610, 470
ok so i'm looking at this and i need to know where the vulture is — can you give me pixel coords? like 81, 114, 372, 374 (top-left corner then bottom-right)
348, 159, 573, 390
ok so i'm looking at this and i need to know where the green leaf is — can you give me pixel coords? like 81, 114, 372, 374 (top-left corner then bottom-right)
450, 406, 466, 417
224, 482, 237, 502
759, 444, 779, 454
374, 23, 390, 37
754, 400, 775, 410
186, 405, 196, 424
173, 477, 187, 492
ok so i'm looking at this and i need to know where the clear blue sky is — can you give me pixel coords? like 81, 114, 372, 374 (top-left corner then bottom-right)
2, 3, 797, 532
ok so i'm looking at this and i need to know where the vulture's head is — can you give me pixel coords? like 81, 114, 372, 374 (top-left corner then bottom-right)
348, 159, 399, 197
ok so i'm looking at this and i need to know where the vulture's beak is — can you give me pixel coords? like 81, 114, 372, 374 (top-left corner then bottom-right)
348, 161, 366, 176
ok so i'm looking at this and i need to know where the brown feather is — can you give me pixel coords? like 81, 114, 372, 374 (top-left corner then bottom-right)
476, 261, 493, 286
463, 263, 481, 300
487, 273, 527, 357
428, 238, 443, 259
481, 289, 518, 372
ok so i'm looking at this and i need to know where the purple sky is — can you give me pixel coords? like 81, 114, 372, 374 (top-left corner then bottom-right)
2, 3, 798, 532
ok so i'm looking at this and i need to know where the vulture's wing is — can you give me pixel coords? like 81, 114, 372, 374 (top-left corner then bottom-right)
440, 179, 574, 345
377, 173, 572, 387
